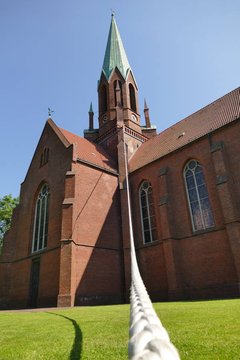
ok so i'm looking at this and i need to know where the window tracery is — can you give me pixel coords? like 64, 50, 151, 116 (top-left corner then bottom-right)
184, 160, 214, 231
32, 183, 50, 252
139, 181, 157, 244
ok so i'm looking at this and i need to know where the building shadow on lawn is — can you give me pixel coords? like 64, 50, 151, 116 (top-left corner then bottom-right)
46, 312, 82, 360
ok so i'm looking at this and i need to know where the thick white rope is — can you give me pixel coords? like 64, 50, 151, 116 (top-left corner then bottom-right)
123, 134, 180, 360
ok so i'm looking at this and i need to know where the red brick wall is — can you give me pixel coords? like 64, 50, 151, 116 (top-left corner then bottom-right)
9, 260, 31, 309
129, 122, 240, 300
0, 122, 72, 309
130, 167, 168, 300
136, 244, 168, 301
176, 230, 237, 298
37, 249, 61, 307
70, 163, 124, 305
74, 247, 123, 305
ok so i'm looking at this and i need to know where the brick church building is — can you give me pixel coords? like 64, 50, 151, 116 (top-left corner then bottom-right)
0, 16, 240, 309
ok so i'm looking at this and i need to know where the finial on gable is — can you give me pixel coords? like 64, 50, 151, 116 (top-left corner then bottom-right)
48, 108, 54, 119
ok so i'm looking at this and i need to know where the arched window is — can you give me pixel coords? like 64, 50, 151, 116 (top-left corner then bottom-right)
114, 80, 123, 106
129, 84, 136, 112
32, 184, 50, 252
100, 84, 108, 114
139, 181, 157, 244
184, 160, 214, 231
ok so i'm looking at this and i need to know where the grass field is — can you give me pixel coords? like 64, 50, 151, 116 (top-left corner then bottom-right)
0, 299, 239, 359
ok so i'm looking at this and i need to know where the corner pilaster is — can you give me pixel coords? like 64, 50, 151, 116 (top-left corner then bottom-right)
211, 141, 240, 291
117, 125, 131, 301
57, 171, 76, 307
158, 166, 182, 299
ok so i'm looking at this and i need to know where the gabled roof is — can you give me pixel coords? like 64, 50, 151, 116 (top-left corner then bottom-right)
101, 15, 131, 81
129, 87, 240, 172
58, 126, 117, 173
23, 119, 117, 184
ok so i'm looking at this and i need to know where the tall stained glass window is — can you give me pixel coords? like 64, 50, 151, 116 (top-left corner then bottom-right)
184, 160, 214, 231
139, 181, 157, 244
32, 184, 50, 252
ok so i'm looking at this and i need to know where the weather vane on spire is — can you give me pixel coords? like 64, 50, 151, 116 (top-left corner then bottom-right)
48, 108, 54, 118
111, 9, 115, 17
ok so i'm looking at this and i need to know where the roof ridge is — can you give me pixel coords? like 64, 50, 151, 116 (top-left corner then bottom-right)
145, 86, 240, 143
47, 119, 71, 148
59, 126, 117, 171
129, 87, 240, 172
168, 86, 240, 130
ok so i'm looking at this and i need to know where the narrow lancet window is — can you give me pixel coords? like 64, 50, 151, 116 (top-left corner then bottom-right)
101, 85, 108, 114
139, 181, 157, 244
40, 147, 49, 167
114, 80, 123, 106
129, 84, 136, 112
32, 184, 50, 252
184, 160, 214, 231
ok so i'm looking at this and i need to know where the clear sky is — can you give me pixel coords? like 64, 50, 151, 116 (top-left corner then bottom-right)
0, 0, 239, 198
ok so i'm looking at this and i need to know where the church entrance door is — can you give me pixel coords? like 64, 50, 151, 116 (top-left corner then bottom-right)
28, 259, 40, 308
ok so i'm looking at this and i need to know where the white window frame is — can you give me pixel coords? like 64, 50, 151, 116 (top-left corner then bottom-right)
139, 181, 157, 244
32, 184, 50, 253
184, 160, 214, 232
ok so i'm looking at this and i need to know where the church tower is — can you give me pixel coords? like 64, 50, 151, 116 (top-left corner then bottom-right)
84, 15, 157, 296
84, 15, 156, 159
98, 14, 141, 134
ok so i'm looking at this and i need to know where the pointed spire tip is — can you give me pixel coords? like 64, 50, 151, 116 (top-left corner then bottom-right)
89, 101, 93, 113
144, 98, 148, 109
101, 14, 131, 81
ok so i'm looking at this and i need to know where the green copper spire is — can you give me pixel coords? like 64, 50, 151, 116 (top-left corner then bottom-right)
102, 15, 131, 80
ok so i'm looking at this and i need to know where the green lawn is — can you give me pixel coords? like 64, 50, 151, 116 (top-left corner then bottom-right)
0, 299, 239, 359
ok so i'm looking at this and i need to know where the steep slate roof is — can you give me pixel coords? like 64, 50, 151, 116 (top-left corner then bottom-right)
129, 87, 240, 173
101, 15, 131, 80
58, 126, 117, 173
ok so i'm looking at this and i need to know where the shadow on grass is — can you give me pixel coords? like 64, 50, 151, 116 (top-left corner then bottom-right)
46, 312, 82, 360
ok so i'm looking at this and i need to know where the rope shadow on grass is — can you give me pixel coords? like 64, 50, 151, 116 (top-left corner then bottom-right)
46, 312, 82, 360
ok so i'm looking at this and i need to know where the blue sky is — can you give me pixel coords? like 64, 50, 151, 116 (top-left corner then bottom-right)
0, 0, 239, 198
